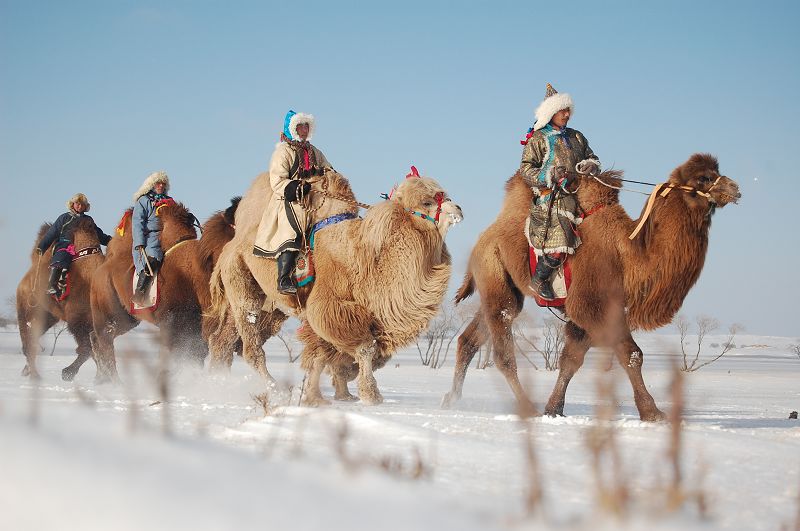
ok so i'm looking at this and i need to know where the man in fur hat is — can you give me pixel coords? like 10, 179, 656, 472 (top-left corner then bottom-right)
253, 110, 333, 294
37, 193, 112, 296
132, 170, 174, 301
520, 83, 601, 301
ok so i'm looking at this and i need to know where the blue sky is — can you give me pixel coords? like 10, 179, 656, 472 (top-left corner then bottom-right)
1, 0, 798, 336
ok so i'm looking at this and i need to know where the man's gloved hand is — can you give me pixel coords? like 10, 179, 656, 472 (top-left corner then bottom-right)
576, 159, 600, 176
284, 180, 311, 202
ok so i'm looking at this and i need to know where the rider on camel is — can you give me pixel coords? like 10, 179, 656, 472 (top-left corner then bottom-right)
520, 83, 601, 301
131, 171, 174, 302
38, 193, 112, 296
253, 110, 333, 294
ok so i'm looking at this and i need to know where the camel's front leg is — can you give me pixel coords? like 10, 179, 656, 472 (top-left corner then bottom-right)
613, 334, 665, 422
544, 322, 592, 417
353, 340, 382, 405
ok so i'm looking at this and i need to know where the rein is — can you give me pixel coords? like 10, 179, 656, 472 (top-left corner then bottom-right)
628, 176, 721, 240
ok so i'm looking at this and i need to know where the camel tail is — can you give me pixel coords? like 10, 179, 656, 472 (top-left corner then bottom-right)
208, 266, 229, 337
454, 272, 475, 304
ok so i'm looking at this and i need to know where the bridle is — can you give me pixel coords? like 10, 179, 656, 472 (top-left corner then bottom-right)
628, 176, 723, 240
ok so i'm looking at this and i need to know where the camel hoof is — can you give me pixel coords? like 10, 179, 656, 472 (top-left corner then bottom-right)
441, 391, 460, 409
641, 409, 667, 422
62, 367, 77, 382
334, 392, 358, 402
359, 391, 384, 405
302, 395, 331, 407
21, 365, 41, 380
544, 408, 565, 418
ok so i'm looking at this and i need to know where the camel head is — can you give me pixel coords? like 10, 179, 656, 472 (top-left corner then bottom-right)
669, 153, 741, 208
155, 201, 198, 249
392, 175, 463, 238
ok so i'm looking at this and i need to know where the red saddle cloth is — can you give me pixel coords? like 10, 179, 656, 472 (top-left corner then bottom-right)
529, 248, 572, 307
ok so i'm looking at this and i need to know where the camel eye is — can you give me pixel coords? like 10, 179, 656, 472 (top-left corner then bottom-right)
699, 175, 711, 183
423, 201, 433, 208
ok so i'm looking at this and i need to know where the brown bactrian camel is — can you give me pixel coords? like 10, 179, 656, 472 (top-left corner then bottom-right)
90, 201, 208, 382
210, 171, 462, 405
442, 154, 740, 421
16, 217, 106, 380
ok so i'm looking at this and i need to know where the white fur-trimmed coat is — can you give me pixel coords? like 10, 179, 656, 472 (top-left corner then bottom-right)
253, 142, 332, 257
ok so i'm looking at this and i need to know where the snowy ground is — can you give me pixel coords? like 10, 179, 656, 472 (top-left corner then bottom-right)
1, 325, 798, 531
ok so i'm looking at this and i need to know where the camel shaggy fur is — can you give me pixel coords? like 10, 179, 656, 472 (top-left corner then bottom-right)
210, 171, 462, 404
442, 154, 740, 420
16, 217, 106, 380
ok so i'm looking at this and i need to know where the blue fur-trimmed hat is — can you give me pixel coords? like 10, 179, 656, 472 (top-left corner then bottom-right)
283, 109, 315, 141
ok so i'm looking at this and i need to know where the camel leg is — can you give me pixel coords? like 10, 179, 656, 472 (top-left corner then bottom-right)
441, 312, 489, 408
332, 367, 358, 401
208, 311, 238, 373
302, 357, 331, 407
354, 340, 382, 405
62, 320, 94, 382
90, 282, 134, 384
479, 290, 537, 416
613, 334, 665, 422
544, 322, 591, 417
231, 305, 275, 383
19, 309, 57, 380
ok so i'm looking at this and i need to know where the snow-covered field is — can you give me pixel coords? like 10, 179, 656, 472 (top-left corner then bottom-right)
1, 325, 798, 531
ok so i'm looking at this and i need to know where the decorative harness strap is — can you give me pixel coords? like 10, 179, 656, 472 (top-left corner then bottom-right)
628, 176, 721, 240
164, 235, 196, 256
72, 246, 101, 261
309, 212, 358, 250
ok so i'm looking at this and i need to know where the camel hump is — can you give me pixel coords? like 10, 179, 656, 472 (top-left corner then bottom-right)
454, 273, 475, 303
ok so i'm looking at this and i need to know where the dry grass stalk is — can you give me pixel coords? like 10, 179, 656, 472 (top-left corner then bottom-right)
519, 369, 543, 517
586, 349, 629, 517
666, 364, 685, 510
332, 417, 432, 481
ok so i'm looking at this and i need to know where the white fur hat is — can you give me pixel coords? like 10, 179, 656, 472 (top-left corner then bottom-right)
532, 83, 574, 131
66, 193, 90, 212
132, 170, 170, 203
284, 110, 315, 141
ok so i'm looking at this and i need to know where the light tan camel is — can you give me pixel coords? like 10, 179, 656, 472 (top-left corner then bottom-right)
442, 154, 740, 420
16, 217, 105, 380
210, 171, 462, 404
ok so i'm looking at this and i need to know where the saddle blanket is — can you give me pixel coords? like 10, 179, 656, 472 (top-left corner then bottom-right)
130, 270, 159, 312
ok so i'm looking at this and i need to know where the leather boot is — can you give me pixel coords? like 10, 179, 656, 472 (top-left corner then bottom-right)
46, 267, 62, 296
277, 251, 298, 294
531, 255, 559, 301
133, 272, 150, 301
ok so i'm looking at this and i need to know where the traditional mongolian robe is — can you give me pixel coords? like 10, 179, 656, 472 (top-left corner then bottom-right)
38, 211, 111, 269
520, 124, 599, 256
253, 141, 332, 258
132, 192, 172, 274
